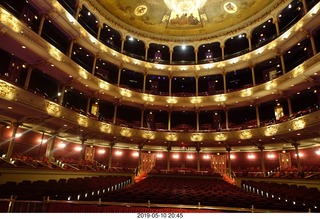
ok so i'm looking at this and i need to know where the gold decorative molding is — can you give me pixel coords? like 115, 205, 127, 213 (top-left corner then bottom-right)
190, 97, 202, 104
77, 115, 89, 127
100, 123, 112, 133
292, 118, 306, 130
49, 45, 62, 62
46, 102, 62, 117
214, 94, 226, 102
239, 130, 252, 139
120, 127, 132, 137
120, 88, 132, 97
264, 125, 279, 136
79, 69, 88, 79
166, 97, 178, 104
166, 132, 178, 141
142, 94, 155, 102
0, 8, 21, 33
142, 130, 155, 140
214, 133, 227, 141
0, 81, 16, 100
240, 88, 252, 97
191, 133, 203, 141
99, 81, 110, 90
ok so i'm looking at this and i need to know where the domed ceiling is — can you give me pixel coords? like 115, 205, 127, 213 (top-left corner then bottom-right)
94, 0, 280, 40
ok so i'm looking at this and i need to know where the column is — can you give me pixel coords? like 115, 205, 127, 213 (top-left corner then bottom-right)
168, 111, 171, 130
113, 104, 118, 125
37, 14, 46, 36
0, 123, 6, 146
300, 0, 308, 15
140, 109, 145, 128
75, 4, 82, 21
5, 122, 21, 160
308, 33, 317, 56
78, 138, 86, 165
196, 145, 201, 172
58, 83, 66, 105
145, 45, 149, 61
91, 55, 98, 75
287, 97, 293, 116
45, 134, 56, 162
138, 144, 143, 172
108, 143, 114, 170
117, 65, 122, 86
258, 145, 266, 177
250, 65, 256, 86
143, 72, 147, 93
86, 97, 91, 114
97, 23, 102, 40
23, 66, 33, 90
255, 105, 260, 127
169, 75, 172, 96
220, 44, 225, 60
226, 146, 232, 177
196, 110, 199, 131
279, 53, 286, 75
195, 75, 199, 96
223, 72, 227, 93
225, 110, 229, 129
67, 40, 75, 58
194, 47, 198, 64
274, 18, 280, 37
38, 132, 45, 160
169, 48, 173, 64
247, 35, 252, 51
120, 37, 125, 53
167, 144, 171, 171
292, 142, 302, 175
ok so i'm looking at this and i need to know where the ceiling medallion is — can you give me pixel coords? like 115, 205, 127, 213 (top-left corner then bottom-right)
223, 2, 238, 14
163, 0, 207, 15
134, 5, 148, 16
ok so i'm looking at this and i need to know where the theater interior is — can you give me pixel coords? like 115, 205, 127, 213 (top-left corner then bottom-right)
0, 0, 320, 213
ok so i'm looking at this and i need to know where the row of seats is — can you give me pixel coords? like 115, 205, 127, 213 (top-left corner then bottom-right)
46, 204, 219, 213
81, 175, 307, 212
0, 175, 132, 201
242, 180, 320, 212
0, 155, 108, 172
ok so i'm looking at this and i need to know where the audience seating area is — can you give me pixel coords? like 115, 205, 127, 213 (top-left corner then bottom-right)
234, 165, 320, 179
78, 175, 309, 212
1, 172, 319, 212
241, 180, 320, 212
0, 175, 132, 201
0, 155, 110, 172
149, 167, 221, 177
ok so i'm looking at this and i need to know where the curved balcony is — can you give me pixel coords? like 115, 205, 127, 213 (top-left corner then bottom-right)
1, 79, 320, 152
0, 5, 319, 112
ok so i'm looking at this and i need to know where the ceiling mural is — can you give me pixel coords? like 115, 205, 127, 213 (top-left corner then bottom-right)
95, 0, 277, 37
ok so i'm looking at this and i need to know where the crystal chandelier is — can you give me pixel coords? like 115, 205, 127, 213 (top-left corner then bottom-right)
163, 0, 207, 15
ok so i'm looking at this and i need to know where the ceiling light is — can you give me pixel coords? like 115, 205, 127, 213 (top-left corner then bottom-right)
164, 0, 207, 15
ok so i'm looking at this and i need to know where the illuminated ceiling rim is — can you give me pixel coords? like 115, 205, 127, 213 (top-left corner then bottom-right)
85, 0, 287, 43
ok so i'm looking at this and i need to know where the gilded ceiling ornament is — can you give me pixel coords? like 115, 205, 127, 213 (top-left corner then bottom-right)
223, 2, 238, 14
134, 5, 148, 16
